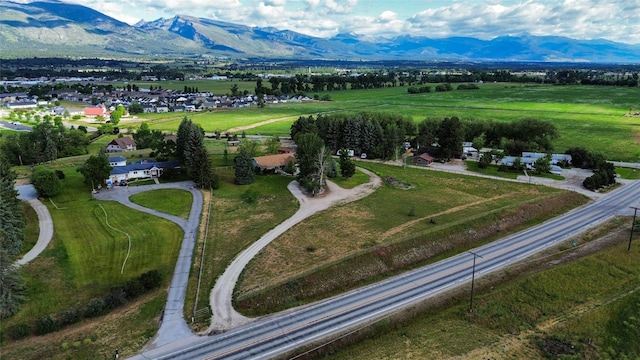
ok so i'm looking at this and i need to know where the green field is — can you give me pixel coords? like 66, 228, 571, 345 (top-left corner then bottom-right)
59, 83, 640, 162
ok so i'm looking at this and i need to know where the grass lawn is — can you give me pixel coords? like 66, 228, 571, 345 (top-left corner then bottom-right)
129, 189, 193, 219
616, 166, 640, 179
329, 167, 371, 189
18, 201, 40, 257
464, 160, 520, 179
1, 168, 184, 359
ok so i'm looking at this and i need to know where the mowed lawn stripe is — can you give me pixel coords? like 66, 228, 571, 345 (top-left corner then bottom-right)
129, 189, 193, 219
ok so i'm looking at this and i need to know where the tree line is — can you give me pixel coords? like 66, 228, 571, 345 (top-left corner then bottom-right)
0, 119, 90, 166
290, 112, 558, 161
0, 156, 27, 320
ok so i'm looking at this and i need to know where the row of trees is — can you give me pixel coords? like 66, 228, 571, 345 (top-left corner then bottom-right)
0, 156, 27, 319
291, 112, 557, 162
290, 112, 416, 160
0, 119, 90, 166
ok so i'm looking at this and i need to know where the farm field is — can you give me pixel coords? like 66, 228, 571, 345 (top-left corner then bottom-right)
61, 83, 640, 162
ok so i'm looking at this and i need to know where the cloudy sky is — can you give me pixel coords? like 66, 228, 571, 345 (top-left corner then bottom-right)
68, 0, 640, 44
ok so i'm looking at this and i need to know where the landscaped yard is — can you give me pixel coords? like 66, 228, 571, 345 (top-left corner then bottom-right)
130, 189, 193, 219
1, 168, 184, 359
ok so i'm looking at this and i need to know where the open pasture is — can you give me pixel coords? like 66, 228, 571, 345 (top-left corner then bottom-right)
125, 83, 640, 161
234, 161, 588, 314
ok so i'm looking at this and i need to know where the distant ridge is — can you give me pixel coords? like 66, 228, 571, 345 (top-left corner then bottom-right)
1, 0, 639, 63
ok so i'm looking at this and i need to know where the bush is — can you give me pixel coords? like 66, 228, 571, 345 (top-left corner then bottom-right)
54, 170, 65, 179
103, 287, 127, 310
139, 270, 162, 291
123, 278, 144, 299
31, 168, 62, 197
84, 297, 106, 318
6, 323, 31, 340
35, 314, 61, 335
60, 307, 80, 325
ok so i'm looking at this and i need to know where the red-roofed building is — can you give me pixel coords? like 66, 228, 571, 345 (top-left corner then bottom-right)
85, 105, 106, 117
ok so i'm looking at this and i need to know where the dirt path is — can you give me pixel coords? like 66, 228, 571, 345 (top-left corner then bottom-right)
381, 193, 516, 239
226, 115, 298, 133
206, 168, 382, 333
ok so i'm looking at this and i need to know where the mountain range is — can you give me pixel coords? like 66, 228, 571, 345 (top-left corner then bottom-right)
2, 0, 640, 63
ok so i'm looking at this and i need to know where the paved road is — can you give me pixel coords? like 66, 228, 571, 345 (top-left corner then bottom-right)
14, 185, 54, 267
127, 177, 640, 360
93, 181, 203, 348
207, 168, 382, 333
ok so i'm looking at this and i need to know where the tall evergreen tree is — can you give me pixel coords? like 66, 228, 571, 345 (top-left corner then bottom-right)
234, 148, 255, 185
184, 123, 205, 167
188, 146, 218, 189
176, 117, 192, 163
0, 158, 26, 255
0, 156, 27, 318
438, 116, 464, 160
339, 149, 356, 178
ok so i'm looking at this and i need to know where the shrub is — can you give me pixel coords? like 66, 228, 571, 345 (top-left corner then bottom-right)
6, 323, 31, 340
84, 297, 106, 318
35, 314, 61, 335
103, 287, 126, 310
60, 307, 80, 325
242, 189, 259, 204
139, 270, 162, 291
123, 278, 144, 299
31, 168, 62, 197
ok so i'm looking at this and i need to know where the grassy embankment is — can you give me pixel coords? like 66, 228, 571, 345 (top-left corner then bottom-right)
233, 161, 589, 315
322, 218, 640, 360
1, 169, 184, 360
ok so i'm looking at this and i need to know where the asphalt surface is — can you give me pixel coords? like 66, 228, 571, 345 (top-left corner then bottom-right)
93, 181, 203, 348
14, 185, 54, 267
127, 177, 640, 360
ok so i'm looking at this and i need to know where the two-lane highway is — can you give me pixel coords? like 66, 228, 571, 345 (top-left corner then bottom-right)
130, 180, 640, 360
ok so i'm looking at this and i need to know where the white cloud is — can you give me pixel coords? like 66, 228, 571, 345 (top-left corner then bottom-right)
66, 0, 640, 44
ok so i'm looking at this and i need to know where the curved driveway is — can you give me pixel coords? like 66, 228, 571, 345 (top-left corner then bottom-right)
93, 181, 203, 348
208, 168, 382, 332
14, 185, 54, 267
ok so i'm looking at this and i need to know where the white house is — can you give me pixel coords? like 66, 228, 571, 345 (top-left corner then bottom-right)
106, 159, 180, 185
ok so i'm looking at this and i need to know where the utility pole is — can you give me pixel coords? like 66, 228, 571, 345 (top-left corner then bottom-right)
629, 206, 639, 251
469, 251, 483, 312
